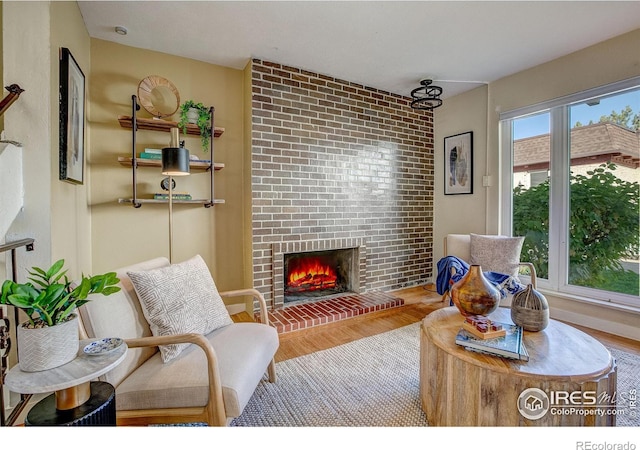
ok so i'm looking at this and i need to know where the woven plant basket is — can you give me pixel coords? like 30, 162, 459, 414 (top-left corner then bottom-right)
17, 313, 79, 372
510, 284, 549, 331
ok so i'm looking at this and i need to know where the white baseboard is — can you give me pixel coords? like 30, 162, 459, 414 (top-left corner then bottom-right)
226, 303, 246, 315
550, 308, 640, 342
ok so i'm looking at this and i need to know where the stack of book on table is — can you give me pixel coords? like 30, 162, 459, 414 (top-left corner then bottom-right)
455, 316, 529, 361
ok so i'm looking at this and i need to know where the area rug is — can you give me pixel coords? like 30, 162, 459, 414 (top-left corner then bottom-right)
229, 322, 639, 427
230, 323, 426, 426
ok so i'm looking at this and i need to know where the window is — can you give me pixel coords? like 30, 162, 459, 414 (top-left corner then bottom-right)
500, 78, 640, 308
529, 170, 549, 188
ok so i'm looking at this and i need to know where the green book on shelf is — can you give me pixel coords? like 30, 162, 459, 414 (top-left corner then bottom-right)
153, 193, 193, 200
139, 152, 162, 160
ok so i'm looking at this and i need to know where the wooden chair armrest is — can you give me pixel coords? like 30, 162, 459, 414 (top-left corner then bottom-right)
518, 262, 537, 289
124, 333, 226, 426
219, 288, 270, 326
125, 332, 214, 351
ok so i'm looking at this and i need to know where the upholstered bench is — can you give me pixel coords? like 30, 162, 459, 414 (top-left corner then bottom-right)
78, 255, 278, 426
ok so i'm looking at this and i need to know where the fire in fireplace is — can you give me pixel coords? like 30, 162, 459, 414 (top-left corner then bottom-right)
287, 258, 337, 292
284, 248, 357, 303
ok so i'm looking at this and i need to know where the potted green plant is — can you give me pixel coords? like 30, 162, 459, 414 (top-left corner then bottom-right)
177, 100, 212, 153
0, 259, 120, 372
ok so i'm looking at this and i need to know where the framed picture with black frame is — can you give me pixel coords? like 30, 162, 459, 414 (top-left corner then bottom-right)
59, 47, 85, 184
444, 131, 473, 195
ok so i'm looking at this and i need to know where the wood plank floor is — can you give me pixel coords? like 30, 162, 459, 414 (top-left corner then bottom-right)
234, 284, 640, 362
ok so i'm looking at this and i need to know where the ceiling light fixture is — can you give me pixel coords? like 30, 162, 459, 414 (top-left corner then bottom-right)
115, 26, 128, 36
410, 78, 443, 111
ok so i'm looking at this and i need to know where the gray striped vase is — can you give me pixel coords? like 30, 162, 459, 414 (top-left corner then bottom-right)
510, 284, 549, 331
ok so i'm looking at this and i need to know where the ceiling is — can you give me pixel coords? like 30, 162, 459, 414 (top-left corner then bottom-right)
78, 1, 640, 100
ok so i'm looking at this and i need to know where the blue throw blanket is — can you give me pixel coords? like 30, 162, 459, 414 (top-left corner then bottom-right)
435, 256, 525, 299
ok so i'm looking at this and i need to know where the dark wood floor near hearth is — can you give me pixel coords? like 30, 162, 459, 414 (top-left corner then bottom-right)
233, 284, 640, 363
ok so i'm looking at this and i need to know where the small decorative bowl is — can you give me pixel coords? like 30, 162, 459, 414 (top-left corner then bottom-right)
83, 337, 124, 356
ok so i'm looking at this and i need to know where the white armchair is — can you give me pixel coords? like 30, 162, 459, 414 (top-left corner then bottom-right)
441, 234, 537, 306
78, 256, 279, 426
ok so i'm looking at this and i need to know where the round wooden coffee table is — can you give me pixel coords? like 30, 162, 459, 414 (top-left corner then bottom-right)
420, 307, 617, 426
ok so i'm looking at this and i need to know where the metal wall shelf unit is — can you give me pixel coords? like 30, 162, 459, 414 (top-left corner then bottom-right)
119, 95, 224, 208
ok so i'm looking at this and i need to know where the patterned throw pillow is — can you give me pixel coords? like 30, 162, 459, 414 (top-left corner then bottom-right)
127, 254, 232, 363
469, 234, 525, 278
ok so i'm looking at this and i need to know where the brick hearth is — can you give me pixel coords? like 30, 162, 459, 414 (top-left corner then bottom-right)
257, 291, 404, 334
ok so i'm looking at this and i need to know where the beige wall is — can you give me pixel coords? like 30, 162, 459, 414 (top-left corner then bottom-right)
434, 29, 640, 340
50, 1, 92, 275
2, 1, 91, 278
1, 0, 90, 410
88, 39, 248, 304
2, 1, 52, 279
433, 85, 488, 265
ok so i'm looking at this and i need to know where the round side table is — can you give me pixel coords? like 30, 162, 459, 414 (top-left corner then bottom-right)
5, 339, 127, 426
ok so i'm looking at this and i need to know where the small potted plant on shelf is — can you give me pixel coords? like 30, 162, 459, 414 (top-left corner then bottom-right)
177, 100, 212, 153
0, 259, 120, 372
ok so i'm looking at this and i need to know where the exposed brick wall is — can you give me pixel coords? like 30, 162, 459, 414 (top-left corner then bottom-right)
251, 59, 434, 310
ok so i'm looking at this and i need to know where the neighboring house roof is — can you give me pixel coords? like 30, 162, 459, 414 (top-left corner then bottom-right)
513, 122, 640, 172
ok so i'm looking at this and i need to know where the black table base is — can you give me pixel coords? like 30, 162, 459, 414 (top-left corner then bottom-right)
25, 381, 115, 426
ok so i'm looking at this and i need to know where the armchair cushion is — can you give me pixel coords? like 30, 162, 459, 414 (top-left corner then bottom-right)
470, 234, 525, 278
78, 257, 168, 388
127, 254, 232, 363
115, 322, 279, 417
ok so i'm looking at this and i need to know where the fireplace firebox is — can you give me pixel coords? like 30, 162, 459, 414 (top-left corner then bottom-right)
284, 248, 358, 303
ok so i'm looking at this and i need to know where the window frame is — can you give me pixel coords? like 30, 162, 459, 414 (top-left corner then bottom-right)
499, 76, 640, 308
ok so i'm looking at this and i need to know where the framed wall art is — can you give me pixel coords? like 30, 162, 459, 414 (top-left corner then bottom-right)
59, 47, 85, 184
444, 131, 473, 195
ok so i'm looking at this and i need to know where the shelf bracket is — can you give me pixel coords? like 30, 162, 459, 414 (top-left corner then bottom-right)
130, 95, 142, 208
205, 106, 215, 208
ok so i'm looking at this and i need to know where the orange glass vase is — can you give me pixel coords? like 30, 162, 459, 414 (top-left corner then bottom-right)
450, 265, 501, 317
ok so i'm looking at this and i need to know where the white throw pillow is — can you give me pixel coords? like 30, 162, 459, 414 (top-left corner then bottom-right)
127, 254, 232, 363
469, 234, 525, 278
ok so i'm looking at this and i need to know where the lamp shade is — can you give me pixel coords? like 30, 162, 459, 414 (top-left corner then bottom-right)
161, 147, 190, 176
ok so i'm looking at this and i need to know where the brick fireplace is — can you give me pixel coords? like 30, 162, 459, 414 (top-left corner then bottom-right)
251, 59, 434, 312
273, 238, 366, 307
284, 247, 358, 303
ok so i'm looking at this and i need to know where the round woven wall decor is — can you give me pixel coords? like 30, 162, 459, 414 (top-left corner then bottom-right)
137, 75, 180, 118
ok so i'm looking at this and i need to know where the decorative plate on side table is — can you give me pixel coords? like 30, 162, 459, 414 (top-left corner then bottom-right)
83, 337, 124, 356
